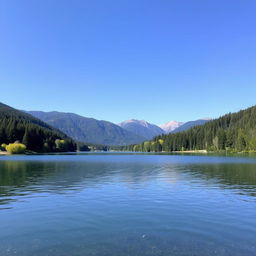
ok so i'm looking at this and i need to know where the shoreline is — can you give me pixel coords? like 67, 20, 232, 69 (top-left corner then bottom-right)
0, 151, 10, 155
1, 150, 256, 156
171, 150, 208, 154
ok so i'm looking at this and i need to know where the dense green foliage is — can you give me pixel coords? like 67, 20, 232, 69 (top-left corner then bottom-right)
27, 111, 145, 146
122, 106, 256, 152
0, 103, 77, 152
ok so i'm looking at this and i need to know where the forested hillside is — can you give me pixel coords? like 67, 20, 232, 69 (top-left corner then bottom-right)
27, 111, 145, 146
124, 106, 256, 152
0, 103, 77, 152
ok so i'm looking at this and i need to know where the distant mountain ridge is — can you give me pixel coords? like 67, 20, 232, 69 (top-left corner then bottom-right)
26, 110, 212, 146
118, 119, 164, 140
171, 119, 211, 133
26, 111, 146, 146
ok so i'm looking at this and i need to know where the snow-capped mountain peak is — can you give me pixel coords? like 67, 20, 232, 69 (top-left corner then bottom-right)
159, 121, 184, 133
118, 119, 164, 140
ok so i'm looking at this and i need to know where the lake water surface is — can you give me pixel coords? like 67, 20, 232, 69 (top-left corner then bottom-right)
0, 153, 256, 256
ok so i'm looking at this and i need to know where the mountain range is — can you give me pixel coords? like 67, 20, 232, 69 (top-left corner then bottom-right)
2, 101, 255, 153
26, 110, 211, 146
118, 119, 164, 140
26, 111, 146, 146
125, 106, 256, 153
170, 119, 211, 133
159, 121, 184, 133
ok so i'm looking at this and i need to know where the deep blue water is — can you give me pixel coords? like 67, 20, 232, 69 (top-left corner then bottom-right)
0, 153, 256, 256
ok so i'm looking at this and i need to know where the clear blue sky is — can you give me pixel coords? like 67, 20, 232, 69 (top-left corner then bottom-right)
0, 0, 256, 124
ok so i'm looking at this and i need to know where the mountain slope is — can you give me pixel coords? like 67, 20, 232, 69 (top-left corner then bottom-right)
171, 119, 211, 133
160, 121, 184, 133
118, 119, 164, 140
27, 111, 146, 146
125, 105, 256, 152
0, 103, 76, 152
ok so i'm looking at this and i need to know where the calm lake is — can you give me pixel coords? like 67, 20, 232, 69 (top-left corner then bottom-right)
0, 153, 256, 256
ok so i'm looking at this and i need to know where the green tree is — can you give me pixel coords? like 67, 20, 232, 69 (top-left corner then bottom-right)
217, 129, 226, 150
237, 129, 247, 151
143, 141, 151, 152
6, 143, 26, 154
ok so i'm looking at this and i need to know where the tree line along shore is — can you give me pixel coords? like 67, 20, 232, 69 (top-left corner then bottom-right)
1, 102, 256, 154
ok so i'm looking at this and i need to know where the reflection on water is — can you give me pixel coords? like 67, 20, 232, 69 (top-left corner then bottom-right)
186, 163, 256, 197
1, 155, 256, 203
0, 154, 256, 256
